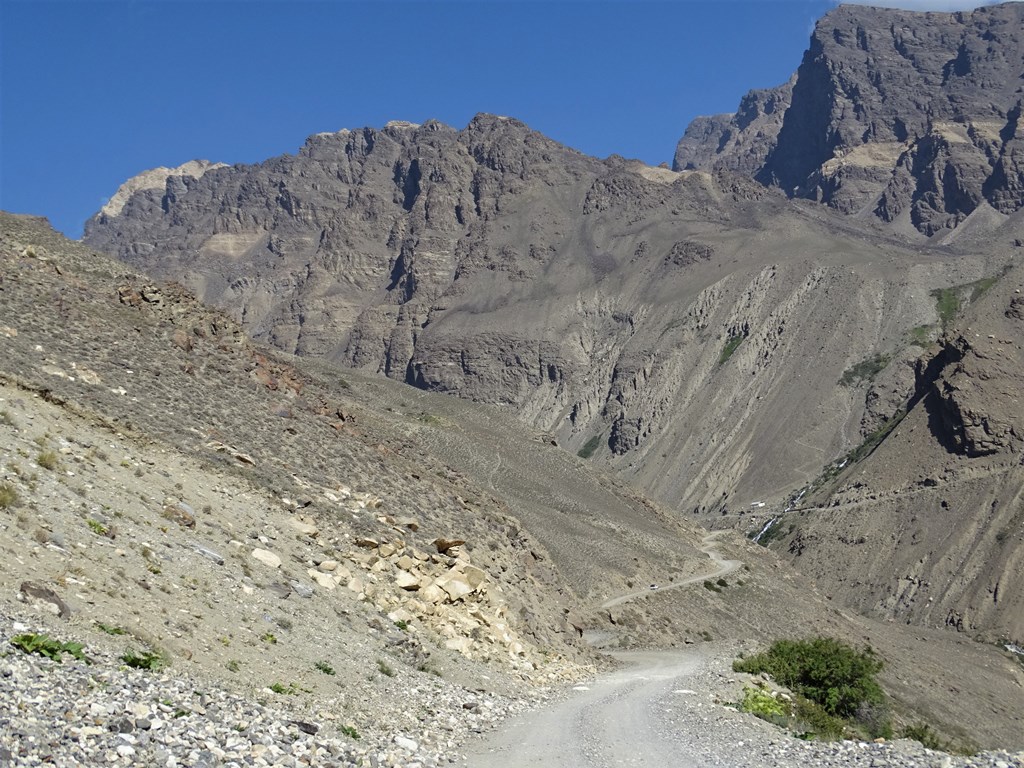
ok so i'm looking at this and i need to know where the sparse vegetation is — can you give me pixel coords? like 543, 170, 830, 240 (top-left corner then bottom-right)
907, 324, 934, 346
839, 353, 890, 386
36, 450, 59, 470
95, 622, 125, 636
932, 287, 961, 330
393, 619, 409, 631
577, 434, 603, 459
0, 409, 17, 427
340, 725, 360, 740
718, 333, 745, 365
739, 685, 790, 724
315, 660, 336, 675
377, 658, 395, 677
121, 648, 167, 671
260, 633, 277, 644
733, 637, 890, 739
226, 659, 241, 672
269, 681, 298, 695
0, 482, 18, 509
703, 580, 722, 593
86, 518, 109, 536
11, 633, 89, 664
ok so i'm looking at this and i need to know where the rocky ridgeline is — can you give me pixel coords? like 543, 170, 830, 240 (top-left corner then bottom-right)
677, 3, 1024, 237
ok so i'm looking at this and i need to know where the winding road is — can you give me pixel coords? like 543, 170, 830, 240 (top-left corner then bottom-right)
458, 533, 744, 768
600, 531, 742, 609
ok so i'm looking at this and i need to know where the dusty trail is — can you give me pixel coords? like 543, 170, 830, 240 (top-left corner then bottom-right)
600, 531, 742, 609
459, 534, 743, 767
459, 650, 703, 768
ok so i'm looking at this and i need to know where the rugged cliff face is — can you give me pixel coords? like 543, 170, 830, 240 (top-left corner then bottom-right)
676, 2, 1024, 237
775, 260, 1024, 644
84, 109, 1015, 522
82, 4, 1024, 649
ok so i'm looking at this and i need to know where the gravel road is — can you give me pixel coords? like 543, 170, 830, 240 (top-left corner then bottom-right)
457, 649, 1024, 768
459, 650, 702, 767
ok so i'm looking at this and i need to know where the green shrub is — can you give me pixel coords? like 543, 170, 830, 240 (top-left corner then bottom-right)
733, 637, 886, 721
901, 723, 949, 751
839, 353, 890, 386
703, 580, 721, 593
340, 724, 360, 740
719, 333, 744, 365
577, 434, 603, 459
11, 633, 89, 664
121, 648, 167, 671
315, 660, 336, 675
377, 659, 395, 677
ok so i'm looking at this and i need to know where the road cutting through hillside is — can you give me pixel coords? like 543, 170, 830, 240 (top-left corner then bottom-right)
458, 533, 743, 768
600, 530, 742, 609
458, 650, 704, 768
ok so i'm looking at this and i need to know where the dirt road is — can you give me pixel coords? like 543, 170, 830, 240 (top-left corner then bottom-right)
459, 650, 704, 768
600, 531, 742, 609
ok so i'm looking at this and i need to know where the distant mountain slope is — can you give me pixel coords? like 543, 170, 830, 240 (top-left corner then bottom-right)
83, 113, 1015, 525
8, 212, 1024, 751
766, 258, 1024, 645
675, 2, 1024, 238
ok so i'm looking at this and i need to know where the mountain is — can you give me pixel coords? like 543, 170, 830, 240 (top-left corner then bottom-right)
80, 1, 1024, 687
765, 256, 1024, 645
676, 2, 1024, 238
82, 114, 1015, 526
5, 213, 1024, 754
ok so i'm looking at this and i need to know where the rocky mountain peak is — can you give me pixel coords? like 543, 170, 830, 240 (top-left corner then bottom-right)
677, 1, 1024, 237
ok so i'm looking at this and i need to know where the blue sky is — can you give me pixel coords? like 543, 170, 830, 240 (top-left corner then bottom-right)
0, 0, 1002, 237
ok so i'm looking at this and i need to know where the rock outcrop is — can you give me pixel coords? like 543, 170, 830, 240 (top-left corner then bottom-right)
676, 3, 1024, 237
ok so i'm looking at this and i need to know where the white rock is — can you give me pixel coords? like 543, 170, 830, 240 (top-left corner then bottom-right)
394, 735, 418, 752
251, 548, 281, 568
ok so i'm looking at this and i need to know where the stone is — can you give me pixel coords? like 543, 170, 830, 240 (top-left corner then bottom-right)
288, 517, 318, 537
193, 545, 224, 565
18, 581, 72, 618
395, 571, 420, 590
318, 559, 339, 572
161, 501, 195, 529
433, 538, 465, 555
438, 574, 474, 602
251, 548, 282, 568
308, 569, 337, 590
290, 580, 314, 598
394, 735, 418, 752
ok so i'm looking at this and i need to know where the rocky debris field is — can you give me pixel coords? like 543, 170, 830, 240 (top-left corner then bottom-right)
0, 611, 553, 768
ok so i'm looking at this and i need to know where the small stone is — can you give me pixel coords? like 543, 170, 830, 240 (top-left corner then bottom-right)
394, 735, 418, 752
116, 745, 136, 758
251, 548, 282, 568
290, 580, 314, 598
194, 545, 225, 565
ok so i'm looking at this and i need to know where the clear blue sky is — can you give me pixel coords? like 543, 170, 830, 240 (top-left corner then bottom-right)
0, 0, 998, 237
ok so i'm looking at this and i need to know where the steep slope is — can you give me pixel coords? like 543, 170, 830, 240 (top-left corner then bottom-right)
764, 258, 1024, 646
6, 213, 1024, 753
676, 2, 1024, 238
83, 115, 1012, 526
